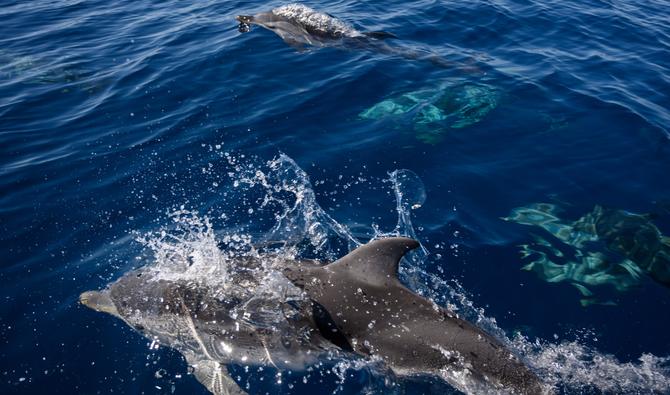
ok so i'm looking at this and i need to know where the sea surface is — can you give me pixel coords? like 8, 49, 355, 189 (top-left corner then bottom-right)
1, 0, 670, 394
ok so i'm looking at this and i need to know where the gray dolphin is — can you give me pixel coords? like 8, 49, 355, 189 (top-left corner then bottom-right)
281, 237, 547, 394
81, 237, 546, 394
80, 256, 338, 395
235, 4, 461, 69
236, 4, 396, 50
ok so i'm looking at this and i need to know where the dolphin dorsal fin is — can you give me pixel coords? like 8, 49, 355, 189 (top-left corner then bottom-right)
328, 237, 419, 285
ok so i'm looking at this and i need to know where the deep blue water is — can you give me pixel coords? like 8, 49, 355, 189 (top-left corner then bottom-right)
2, 0, 670, 394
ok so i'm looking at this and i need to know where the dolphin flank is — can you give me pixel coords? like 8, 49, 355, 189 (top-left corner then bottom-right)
81, 237, 548, 394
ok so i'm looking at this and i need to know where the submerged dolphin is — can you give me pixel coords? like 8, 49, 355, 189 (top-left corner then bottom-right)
504, 203, 670, 306
235, 4, 457, 68
359, 82, 501, 144
81, 237, 546, 394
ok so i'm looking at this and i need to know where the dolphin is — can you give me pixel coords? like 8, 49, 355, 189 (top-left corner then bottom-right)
80, 256, 339, 395
235, 4, 458, 69
81, 237, 547, 394
504, 203, 670, 305
236, 4, 396, 49
281, 237, 547, 394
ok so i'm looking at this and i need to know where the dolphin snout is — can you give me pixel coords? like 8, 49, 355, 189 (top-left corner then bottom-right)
236, 15, 253, 33
80, 290, 120, 317
80, 291, 94, 305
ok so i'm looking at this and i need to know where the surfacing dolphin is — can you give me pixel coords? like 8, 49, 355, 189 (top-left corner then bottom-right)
80, 255, 334, 395
282, 237, 547, 394
236, 4, 457, 69
236, 4, 395, 48
81, 237, 548, 395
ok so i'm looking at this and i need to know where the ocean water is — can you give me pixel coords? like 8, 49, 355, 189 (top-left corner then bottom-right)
1, 0, 670, 394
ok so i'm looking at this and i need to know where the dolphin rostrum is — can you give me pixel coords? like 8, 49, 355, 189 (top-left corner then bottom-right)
235, 4, 457, 69
81, 237, 547, 394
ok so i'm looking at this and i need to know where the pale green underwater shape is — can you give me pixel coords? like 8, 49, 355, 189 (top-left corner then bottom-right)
0, 50, 102, 93
503, 203, 670, 306
359, 82, 500, 144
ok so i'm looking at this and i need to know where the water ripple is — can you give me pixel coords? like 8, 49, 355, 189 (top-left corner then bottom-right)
2, 0, 670, 393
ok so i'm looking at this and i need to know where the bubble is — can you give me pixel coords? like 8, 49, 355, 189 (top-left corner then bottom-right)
389, 169, 426, 211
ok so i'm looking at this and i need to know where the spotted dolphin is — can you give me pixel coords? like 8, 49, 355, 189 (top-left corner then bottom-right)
81, 237, 547, 394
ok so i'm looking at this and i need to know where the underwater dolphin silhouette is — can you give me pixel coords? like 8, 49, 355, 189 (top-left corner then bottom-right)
81, 237, 546, 394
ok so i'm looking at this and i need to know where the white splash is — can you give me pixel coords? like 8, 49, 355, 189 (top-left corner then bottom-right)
137, 209, 233, 287
512, 336, 670, 393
